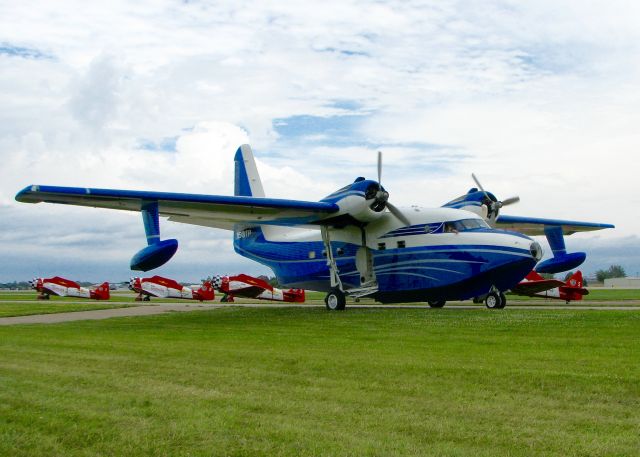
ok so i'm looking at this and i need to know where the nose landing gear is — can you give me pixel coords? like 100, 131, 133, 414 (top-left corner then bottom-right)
325, 289, 346, 310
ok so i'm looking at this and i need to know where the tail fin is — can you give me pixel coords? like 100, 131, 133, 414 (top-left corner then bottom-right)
234, 144, 265, 197
565, 271, 583, 289
93, 282, 110, 300
233, 144, 284, 240
195, 281, 215, 301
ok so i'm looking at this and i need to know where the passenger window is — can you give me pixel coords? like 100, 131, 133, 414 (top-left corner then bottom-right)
397, 240, 406, 248
378, 242, 386, 250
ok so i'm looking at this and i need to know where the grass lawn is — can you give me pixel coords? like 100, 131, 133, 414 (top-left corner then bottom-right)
0, 301, 134, 318
0, 307, 638, 456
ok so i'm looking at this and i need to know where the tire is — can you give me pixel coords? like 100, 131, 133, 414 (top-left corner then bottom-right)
498, 292, 507, 309
325, 289, 346, 310
485, 292, 502, 309
143, 296, 151, 302
428, 300, 446, 308
472, 297, 482, 304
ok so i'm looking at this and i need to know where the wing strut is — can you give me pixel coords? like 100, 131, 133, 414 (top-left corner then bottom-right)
130, 201, 179, 271
536, 226, 586, 274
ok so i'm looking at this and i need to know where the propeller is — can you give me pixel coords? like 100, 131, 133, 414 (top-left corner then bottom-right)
375, 151, 410, 226
471, 173, 520, 218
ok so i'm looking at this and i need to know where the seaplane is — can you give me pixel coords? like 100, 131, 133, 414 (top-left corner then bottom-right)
129, 276, 215, 301
31, 277, 110, 300
16, 144, 614, 310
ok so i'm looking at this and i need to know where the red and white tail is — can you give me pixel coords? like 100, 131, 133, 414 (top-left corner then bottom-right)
91, 282, 110, 300
194, 281, 215, 301
565, 271, 583, 289
283, 289, 305, 303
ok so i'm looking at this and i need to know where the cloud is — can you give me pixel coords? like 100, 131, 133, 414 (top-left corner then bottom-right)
1, 0, 638, 280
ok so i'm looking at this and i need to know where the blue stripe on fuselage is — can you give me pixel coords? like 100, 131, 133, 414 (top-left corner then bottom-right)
234, 227, 535, 299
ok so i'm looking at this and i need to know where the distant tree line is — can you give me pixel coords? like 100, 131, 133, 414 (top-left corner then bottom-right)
0, 281, 33, 290
595, 265, 626, 283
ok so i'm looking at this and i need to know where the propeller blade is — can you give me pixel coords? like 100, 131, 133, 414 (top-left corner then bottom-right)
501, 196, 520, 206
377, 150, 382, 184
471, 173, 485, 193
386, 202, 411, 226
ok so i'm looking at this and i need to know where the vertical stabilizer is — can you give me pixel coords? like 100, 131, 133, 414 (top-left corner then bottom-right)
566, 271, 583, 289
234, 144, 265, 197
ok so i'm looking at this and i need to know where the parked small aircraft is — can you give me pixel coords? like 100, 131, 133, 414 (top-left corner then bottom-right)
31, 277, 110, 300
211, 274, 305, 303
511, 270, 588, 303
129, 275, 215, 301
17, 144, 614, 310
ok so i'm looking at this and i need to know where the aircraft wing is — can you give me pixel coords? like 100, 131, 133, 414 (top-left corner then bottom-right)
15, 185, 340, 229
495, 215, 615, 236
511, 279, 565, 296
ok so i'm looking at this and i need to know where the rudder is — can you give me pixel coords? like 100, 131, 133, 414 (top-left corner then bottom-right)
234, 144, 265, 197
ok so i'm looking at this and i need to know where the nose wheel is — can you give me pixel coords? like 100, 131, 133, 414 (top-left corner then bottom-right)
325, 289, 346, 310
485, 291, 506, 309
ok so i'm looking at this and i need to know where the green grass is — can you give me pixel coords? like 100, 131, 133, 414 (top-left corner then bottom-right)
1, 308, 638, 456
584, 288, 640, 301
0, 301, 133, 317
0, 292, 139, 302
506, 288, 640, 304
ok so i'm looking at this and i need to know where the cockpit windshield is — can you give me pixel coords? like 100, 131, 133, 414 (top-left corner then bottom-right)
442, 218, 489, 233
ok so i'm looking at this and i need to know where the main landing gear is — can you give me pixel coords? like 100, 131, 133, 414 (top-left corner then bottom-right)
428, 300, 446, 308
484, 291, 506, 309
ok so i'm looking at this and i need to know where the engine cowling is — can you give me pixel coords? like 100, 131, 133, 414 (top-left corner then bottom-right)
321, 178, 389, 224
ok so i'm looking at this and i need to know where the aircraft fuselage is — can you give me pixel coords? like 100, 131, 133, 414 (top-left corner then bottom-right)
235, 207, 540, 303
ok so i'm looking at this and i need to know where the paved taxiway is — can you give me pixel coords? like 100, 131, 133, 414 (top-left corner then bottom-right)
1, 301, 640, 326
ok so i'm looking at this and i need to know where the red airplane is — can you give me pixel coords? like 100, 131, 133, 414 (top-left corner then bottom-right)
31, 277, 110, 300
211, 274, 305, 303
510, 270, 589, 303
129, 275, 215, 301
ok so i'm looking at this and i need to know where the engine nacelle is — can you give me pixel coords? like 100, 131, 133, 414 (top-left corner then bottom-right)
321, 178, 389, 224
336, 195, 385, 223
130, 239, 178, 271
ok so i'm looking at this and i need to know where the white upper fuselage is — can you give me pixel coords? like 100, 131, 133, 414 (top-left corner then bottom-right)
263, 206, 535, 256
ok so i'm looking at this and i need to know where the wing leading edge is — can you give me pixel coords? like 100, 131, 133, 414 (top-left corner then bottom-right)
15, 185, 340, 229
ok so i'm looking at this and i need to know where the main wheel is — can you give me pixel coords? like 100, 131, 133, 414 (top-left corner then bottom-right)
485, 292, 502, 309
325, 289, 346, 310
143, 295, 151, 302
498, 292, 507, 309
428, 300, 446, 308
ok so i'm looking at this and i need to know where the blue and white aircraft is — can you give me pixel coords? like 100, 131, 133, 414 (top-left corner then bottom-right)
16, 145, 614, 310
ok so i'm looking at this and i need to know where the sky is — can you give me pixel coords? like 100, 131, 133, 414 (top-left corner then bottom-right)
1, 0, 639, 283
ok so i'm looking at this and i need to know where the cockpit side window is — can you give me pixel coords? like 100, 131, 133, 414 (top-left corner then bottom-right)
441, 218, 489, 233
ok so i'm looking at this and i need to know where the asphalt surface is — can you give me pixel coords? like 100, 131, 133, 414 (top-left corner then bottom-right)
1, 301, 640, 326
